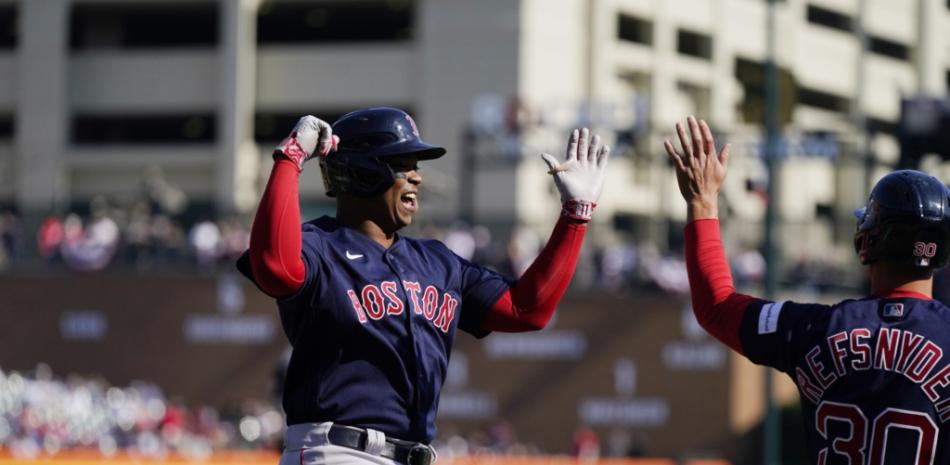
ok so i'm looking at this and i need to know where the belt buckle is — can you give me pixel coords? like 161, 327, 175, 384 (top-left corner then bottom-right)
406, 444, 433, 465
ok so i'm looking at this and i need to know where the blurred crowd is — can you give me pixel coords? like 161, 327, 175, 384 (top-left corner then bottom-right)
0, 205, 249, 274
432, 423, 649, 460
0, 364, 660, 460
427, 221, 860, 295
0, 167, 252, 273
420, 221, 697, 294
0, 365, 282, 460
0, 205, 866, 294
0, 161, 863, 293
0, 211, 18, 270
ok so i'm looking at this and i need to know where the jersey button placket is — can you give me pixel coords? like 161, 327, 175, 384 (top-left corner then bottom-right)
384, 249, 428, 434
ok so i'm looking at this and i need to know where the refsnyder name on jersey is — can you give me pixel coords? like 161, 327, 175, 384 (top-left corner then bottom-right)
797, 325, 950, 418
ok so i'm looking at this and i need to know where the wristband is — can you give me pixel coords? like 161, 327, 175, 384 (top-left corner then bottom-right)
273, 136, 309, 171
561, 200, 596, 221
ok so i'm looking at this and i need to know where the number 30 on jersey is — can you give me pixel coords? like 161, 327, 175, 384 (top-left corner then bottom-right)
815, 401, 937, 465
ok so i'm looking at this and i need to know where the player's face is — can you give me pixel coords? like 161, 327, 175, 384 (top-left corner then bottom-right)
383, 156, 422, 229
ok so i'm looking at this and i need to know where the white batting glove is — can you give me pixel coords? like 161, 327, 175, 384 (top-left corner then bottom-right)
274, 115, 339, 171
540, 128, 611, 221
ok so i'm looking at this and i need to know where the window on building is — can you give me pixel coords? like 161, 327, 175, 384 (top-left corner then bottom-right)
617, 14, 652, 46
255, 111, 347, 143
70, 3, 218, 50
72, 114, 216, 144
946, 70, 950, 93
734, 57, 796, 126
0, 115, 12, 140
615, 70, 651, 166
611, 213, 652, 240
677, 81, 711, 120
617, 70, 651, 93
255, 108, 414, 142
735, 58, 763, 123
867, 117, 897, 136
797, 86, 850, 113
867, 36, 910, 61
257, 0, 414, 45
0, 5, 15, 49
806, 5, 852, 33
677, 29, 712, 60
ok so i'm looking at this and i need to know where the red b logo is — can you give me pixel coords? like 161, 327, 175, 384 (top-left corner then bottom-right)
405, 115, 420, 137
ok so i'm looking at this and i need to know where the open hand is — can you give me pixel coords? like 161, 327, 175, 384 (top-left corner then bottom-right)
541, 128, 611, 220
663, 116, 730, 220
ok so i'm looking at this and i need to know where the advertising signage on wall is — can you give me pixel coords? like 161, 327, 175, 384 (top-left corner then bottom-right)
0, 276, 734, 455
183, 275, 277, 344
0, 273, 287, 408
442, 295, 733, 455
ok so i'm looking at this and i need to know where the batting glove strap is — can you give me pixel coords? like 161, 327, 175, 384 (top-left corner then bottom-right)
561, 200, 596, 222
273, 136, 310, 172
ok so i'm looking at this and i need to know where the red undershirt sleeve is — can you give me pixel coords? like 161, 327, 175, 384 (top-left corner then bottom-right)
482, 216, 587, 332
684, 218, 758, 354
248, 159, 307, 298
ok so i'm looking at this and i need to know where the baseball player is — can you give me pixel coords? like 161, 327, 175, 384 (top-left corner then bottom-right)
237, 107, 610, 465
665, 115, 950, 464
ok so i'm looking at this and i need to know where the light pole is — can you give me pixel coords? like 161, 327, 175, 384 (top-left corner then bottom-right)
763, 0, 782, 463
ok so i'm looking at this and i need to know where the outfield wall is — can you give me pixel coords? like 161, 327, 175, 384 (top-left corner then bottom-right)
0, 273, 736, 457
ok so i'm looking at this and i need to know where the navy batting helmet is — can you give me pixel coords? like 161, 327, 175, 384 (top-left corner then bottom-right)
854, 170, 950, 268
319, 107, 445, 197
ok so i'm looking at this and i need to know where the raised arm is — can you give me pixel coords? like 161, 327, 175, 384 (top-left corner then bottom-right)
663, 116, 758, 353
248, 116, 337, 298
482, 128, 610, 332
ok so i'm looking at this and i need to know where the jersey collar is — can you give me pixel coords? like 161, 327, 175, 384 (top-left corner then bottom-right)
873, 289, 933, 301
319, 216, 405, 254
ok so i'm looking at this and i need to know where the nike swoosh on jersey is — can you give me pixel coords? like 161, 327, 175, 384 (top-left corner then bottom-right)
346, 251, 364, 260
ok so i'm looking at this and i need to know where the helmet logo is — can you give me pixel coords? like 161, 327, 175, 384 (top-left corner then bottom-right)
913, 242, 938, 258
405, 114, 420, 137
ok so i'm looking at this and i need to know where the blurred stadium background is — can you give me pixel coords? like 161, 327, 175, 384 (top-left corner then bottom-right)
2, 0, 950, 463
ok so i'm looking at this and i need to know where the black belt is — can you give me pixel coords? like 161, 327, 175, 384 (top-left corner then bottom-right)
326, 424, 435, 465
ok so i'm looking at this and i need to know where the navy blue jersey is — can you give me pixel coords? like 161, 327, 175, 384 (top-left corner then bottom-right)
239, 217, 512, 442
741, 296, 950, 464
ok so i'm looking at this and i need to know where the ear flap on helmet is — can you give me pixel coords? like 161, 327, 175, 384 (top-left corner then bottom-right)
318, 154, 396, 198
854, 229, 874, 265
908, 228, 950, 268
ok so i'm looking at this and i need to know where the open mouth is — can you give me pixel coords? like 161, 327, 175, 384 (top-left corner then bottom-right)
400, 192, 418, 212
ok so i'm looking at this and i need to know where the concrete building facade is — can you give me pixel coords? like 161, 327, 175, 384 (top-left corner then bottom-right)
1, 0, 949, 260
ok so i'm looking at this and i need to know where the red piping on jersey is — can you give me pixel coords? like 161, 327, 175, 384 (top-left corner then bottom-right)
684, 219, 757, 353
873, 289, 933, 301
249, 159, 307, 298
482, 216, 588, 332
